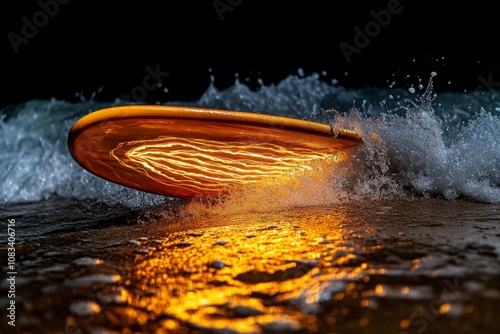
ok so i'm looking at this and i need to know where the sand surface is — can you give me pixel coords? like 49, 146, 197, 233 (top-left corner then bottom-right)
1, 197, 500, 333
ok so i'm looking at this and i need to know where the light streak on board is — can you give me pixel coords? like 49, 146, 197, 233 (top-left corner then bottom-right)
110, 136, 344, 197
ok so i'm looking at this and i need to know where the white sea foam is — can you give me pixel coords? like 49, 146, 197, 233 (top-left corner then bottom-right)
1, 73, 499, 206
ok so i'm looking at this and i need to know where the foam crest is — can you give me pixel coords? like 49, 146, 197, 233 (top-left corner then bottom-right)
197, 72, 336, 118
329, 79, 500, 203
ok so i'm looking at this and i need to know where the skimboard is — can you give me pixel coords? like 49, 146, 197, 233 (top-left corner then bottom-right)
67, 105, 363, 199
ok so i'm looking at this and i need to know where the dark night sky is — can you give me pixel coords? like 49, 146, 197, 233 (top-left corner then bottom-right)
1, 0, 500, 109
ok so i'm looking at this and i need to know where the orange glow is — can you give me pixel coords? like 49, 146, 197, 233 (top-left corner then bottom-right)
122, 206, 350, 333
110, 136, 344, 198
68, 105, 363, 198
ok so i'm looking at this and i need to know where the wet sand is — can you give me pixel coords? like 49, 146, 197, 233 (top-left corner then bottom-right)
1, 197, 500, 334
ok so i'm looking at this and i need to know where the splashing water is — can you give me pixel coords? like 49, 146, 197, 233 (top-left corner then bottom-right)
183, 75, 500, 216
1, 71, 499, 211
329, 77, 500, 204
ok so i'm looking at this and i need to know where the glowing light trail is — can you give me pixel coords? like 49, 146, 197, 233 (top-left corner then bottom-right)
111, 136, 343, 197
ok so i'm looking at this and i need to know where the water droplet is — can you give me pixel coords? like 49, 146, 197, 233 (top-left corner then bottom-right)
73, 257, 104, 266
69, 300, 101, 316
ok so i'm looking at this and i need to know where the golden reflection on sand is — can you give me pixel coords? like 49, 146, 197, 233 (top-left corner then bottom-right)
121, 207, 355, 333
12, 199, 499, 333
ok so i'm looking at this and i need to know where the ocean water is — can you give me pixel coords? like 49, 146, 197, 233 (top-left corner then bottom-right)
1, 70, 499, 241
2, 70, 500, 334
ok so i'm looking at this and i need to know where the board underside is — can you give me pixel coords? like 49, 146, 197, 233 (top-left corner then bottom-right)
67, 105, 363, 198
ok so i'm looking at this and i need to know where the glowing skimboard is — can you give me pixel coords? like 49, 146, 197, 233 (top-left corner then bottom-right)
67, 105, 363, 198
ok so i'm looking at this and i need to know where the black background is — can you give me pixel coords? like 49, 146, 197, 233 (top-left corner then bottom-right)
1, 0, 500, 110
